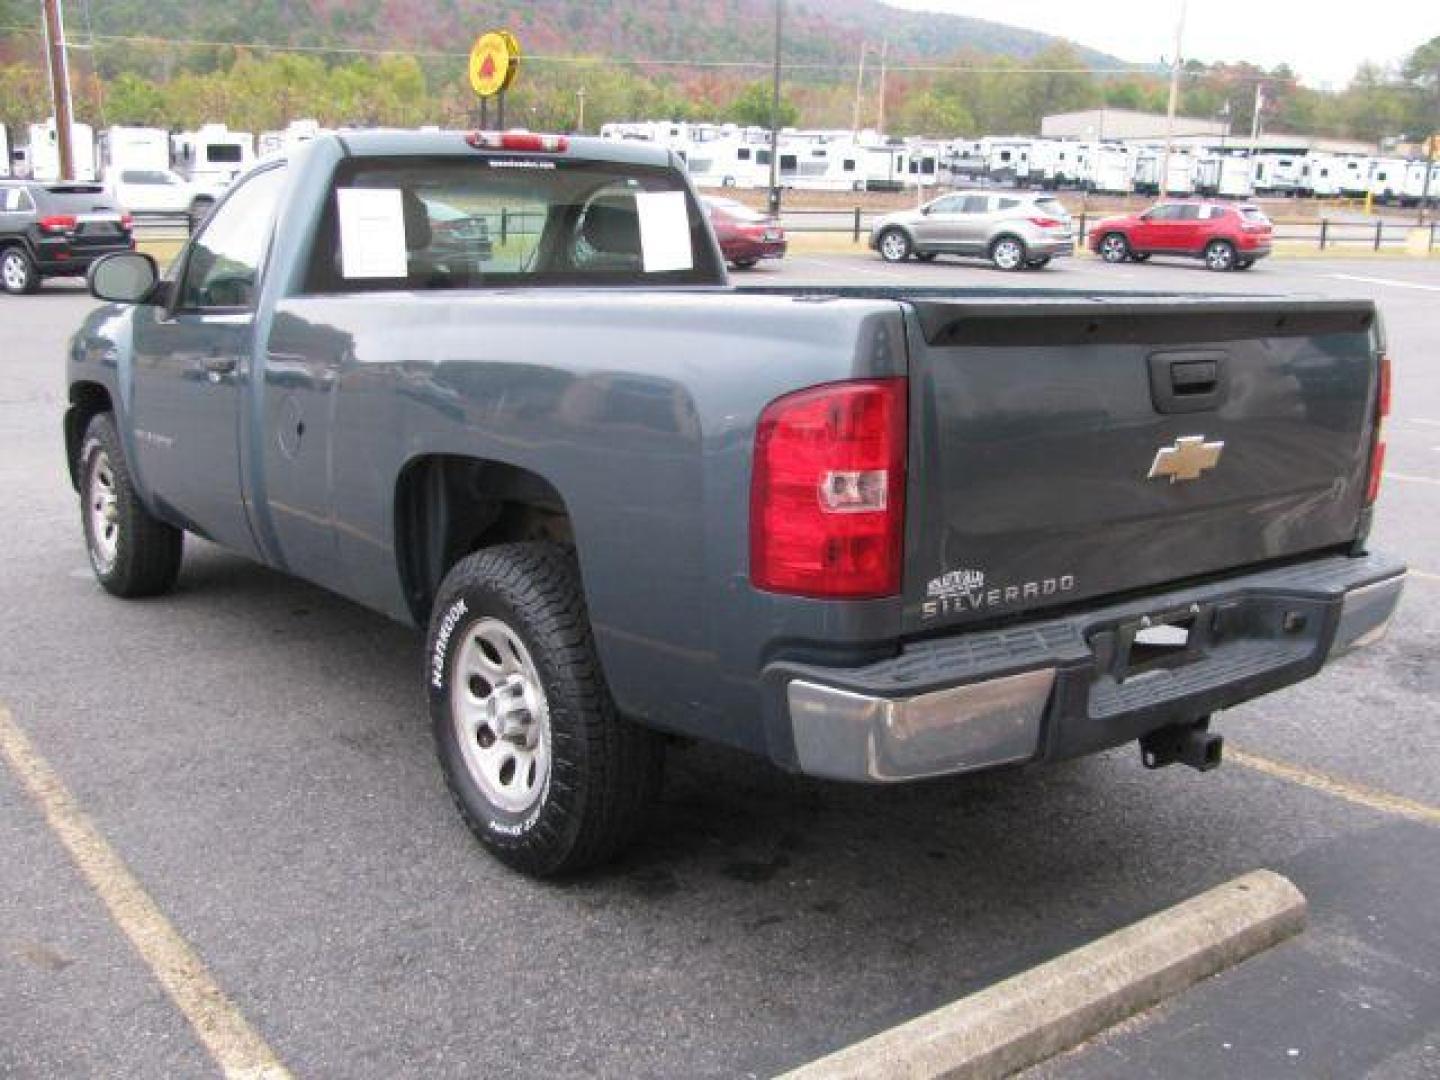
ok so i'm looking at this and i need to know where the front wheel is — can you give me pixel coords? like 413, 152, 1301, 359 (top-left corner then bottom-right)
1024, 256, 1052, 269
877, 228, 912, 262
915, 252, 938, 262
79, 413, 183, 597
427, 543, 665, 877
990, 235, 1027, 271
1130, 252, 1151, 262
1098, 233, 1130, 263
731, 257, 758, 270
1, 247, 39, 294
1235, 258, 1255, 270
1204, 240, 1237, 271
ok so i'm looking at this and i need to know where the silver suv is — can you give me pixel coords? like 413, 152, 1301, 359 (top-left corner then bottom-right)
870, 191, 1074, 270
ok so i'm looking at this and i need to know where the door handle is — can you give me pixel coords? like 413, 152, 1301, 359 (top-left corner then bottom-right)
202, 355, 236, 377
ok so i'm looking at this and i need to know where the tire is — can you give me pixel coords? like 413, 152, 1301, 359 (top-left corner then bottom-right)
1235, 258, 1254, 270
1204, 239, 1237, 271
78, 413, 183, 598
1, 246, 39, 295
1024, 257, 1052, 269
731, 258, 758, 269
990, 235, 1027, 271
877, 228, 911, 262
1130, 253, 1151, 262
1098, 232, 1130, 263
915, 252, 938, 262
427, 543, 664, 877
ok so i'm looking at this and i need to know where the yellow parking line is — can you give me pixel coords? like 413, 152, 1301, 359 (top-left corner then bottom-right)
1230, 746, 1440, 827
0, 707, 292, 1080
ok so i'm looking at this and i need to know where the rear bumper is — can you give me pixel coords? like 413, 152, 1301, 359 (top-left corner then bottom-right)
35, 238, 135, 274
763, 552, 1406, 782
724, 238, 788, 262
1028, 236, 1075, 257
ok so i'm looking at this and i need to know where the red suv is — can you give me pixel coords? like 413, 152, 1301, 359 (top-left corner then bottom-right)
1089, 201, 1272, 271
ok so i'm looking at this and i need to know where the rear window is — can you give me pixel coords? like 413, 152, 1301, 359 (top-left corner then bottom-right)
1240, 206, 1270, 223
35, 187, 117, 212
206, 144, 244, 164
305, 155, 723, 293
707, 198, 764, 221
1034, 196, 1068, 218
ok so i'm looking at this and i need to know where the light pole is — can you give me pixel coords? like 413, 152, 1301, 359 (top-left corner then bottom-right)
767, 0, 783, 215
1159, 0, 1187, 198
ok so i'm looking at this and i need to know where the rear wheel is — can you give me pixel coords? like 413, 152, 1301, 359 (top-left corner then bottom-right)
990, 235, 1027, 271
731, 258, 758, 269
877, 228, 911, 262
427, 543, 665, 877
1, 247, 39, 294
79, 413, 183, 597
1024, 256, 1052, 269
1204, 240, 1237, 271
1235, 258, 1255, 270
915, 252, 938, 262
1098, 232, 1130, 263
1130, 252, 1151, 262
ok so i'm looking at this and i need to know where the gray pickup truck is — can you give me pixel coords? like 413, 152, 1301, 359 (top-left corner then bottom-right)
66, 130, 1405, 876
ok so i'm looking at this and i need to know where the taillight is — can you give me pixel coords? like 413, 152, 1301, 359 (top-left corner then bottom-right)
1028, 216, 1064, 228
465, 131, 568, 153
120, 212, 134, 230
39, 215, 77, 234
1366, 353, 1390, 505
750, 378, 906, 598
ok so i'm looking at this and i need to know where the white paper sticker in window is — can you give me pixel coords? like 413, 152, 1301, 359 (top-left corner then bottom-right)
337, 187, 408, 279
635, 190, 694, 274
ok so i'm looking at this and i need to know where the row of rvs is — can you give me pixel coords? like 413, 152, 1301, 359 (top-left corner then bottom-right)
2, 119, 335, 199
600, 121, 1440, 204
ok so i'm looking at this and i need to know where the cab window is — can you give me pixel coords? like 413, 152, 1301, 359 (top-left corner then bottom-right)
178, 166, 287, 310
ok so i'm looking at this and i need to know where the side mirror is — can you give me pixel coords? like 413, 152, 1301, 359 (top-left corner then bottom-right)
88, 252, 159, 304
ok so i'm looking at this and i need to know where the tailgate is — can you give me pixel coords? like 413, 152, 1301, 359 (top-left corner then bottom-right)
903, 297, 1380, 634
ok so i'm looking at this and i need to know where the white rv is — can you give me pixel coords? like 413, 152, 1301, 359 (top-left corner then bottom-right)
257, 119, 326, 159
1195, 152, 1254, 198
1299, 154, 1345, 198
1336, 156, 1373, 198
26, 120, 98, 182
983, 138, 1032, 185
1251, 153, 1303, 196
1085, 143, 1133, 194
173, 124, 255, 199
1367, 158, 1408, 203
0, 125, 9, 179
684, 133, 771, 189
904, 142, 943, 189
98, 126, 171, 178
1132, 147, 1194, 196
860, 144, 910, 191
1030, 140, 1085, 189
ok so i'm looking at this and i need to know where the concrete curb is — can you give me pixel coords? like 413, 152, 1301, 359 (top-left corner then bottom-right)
777, 869, 1307, 1080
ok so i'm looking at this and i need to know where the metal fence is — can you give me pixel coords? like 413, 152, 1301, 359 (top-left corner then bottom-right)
132, 207, 1439, 254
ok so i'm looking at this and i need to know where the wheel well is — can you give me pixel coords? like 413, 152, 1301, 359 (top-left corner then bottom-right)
394, 455, 574, 622
65, 382, 113, 489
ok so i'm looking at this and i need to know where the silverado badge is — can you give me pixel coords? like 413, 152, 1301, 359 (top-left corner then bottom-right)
1148, 436, 1224, 483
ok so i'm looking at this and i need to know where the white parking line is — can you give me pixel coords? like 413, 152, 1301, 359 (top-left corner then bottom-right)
1386, 471, 1440, 486
1412, 569, 1440, 584
1328, 273, 1440, 292
0, 706, 292, 1080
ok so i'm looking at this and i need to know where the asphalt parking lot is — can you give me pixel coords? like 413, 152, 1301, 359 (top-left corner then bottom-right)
2, 252, 1438, 1079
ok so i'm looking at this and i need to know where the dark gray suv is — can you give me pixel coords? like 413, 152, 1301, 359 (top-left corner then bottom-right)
870, 190, 1074, 270
0, 181, 133, 294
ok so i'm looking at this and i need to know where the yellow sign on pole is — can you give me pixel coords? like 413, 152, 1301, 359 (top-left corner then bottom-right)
468, 30, 520, 98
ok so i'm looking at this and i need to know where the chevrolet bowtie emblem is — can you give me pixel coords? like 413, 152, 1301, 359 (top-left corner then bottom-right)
1148, 435, 1224, 483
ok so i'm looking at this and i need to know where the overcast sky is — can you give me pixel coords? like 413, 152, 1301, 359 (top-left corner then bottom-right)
883, 0, 1437, 90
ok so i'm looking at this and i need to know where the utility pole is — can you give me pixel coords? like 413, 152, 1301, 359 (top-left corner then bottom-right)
1419, 133, 1436, 226
767, 0, 783, 215
1159, 0, 1186, 198
576, 87, 586, 134
1249, 81, 1264, 150
851, 42, 868, 138
40, 0, 76, 181
876, 39, 889, 138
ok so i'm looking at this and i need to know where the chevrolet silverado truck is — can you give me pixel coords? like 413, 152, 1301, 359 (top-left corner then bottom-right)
66, 130, 1406, 876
